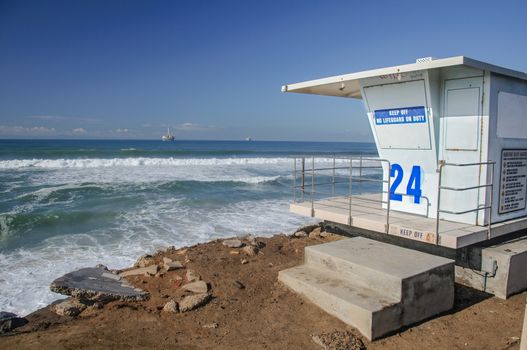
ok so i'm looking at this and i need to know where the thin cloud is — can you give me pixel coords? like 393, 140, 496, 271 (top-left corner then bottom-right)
72, 127, 87, 134
29, 115, 100, 123
0, 125, 57, 135
175, 122, 217, 131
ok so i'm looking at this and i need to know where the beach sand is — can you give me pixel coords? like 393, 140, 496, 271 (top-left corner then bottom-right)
0, 233, 524, 350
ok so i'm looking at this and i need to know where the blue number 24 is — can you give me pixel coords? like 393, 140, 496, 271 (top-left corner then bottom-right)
389, 164, 422, 204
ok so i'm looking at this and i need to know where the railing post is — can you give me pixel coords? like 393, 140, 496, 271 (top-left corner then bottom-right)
293, 157, 297, 203
386, 161, 391, 233
332, 154, 336, 197
488, 162, 495, 240
301, 158, 305, 202
348, 158, 353, 225
435, 160, 444, 245
359, 155, 363, 195
311, 156, 315, 216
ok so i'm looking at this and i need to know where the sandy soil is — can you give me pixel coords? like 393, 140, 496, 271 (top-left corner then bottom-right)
0, 233, 525, 350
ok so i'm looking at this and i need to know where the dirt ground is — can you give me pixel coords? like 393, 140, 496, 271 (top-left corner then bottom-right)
0, 233, 525, 350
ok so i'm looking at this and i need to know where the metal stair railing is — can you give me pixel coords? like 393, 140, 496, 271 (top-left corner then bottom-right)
435, 160, 495, 244
292, 156, 430, 234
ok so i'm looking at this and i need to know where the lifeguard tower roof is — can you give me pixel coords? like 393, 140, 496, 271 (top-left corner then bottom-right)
282, 56, 527, 99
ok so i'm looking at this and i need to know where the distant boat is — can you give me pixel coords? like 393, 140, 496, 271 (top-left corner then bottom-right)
162, 128, 175, 141
245, 137, 252, 141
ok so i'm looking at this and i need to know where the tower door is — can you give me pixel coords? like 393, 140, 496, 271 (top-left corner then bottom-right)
440, 76, 485, 225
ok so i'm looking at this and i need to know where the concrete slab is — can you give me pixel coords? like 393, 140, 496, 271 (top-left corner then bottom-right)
0, 312, 28, 334
306, 237, 452, 279
279, 237, 454, 340
456, 237, 527, 299
305, 238, 452, 299
50, 267, 149, 303
279, 265, 401, 340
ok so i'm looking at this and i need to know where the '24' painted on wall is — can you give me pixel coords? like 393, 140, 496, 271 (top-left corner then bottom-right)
390, 164, 422, 204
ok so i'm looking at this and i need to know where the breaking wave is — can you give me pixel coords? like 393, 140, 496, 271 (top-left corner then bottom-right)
0, 156, 378, 170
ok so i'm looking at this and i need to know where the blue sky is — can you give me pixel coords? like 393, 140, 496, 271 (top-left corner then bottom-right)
0, 0, 526, 141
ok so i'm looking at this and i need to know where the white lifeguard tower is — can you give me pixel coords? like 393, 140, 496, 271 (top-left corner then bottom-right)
278, 56, 527, 340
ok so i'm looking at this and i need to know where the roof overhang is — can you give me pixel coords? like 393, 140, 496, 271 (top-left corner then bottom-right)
281, 56, 527, 100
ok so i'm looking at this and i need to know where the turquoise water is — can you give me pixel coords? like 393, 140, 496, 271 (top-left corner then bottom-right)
0, 139, 376, 315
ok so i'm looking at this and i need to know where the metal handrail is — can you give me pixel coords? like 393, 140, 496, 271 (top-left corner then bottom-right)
292, 155, 396, 233
435, 160, 495, 244
293, 156, 494, 246
292, 176, 387, 189
440, 184, 492, 191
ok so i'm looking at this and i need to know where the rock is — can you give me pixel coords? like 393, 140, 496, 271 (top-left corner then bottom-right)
309, 227, 322, 238
320, 231, 333, 238
293, 231, 307, 238
242, 245, 258, 256
119, 264, 159, 277
95, 264, 108, 270
176, 249, 188, 255
134, 254, 155, 268
241, 259, 248, 265
182, 281, 209, 294
311, 331, 365, 350
163, 257, 173, 264
164, 245, 175, 253
0, 311, 28, 334
50, 267, 149, 303
164, 260, 184, 271
297, 223, 320, 234
82, 301, 104, 316
202, 322, 218, 329
186, 270, 201, 282
101, 272, 121, 281
52, 298, 87, 317
248, 237, 265, 249
162, 300, 179, 313
222, 239, 244, 248
244, 235, 264, 248
233, 281, 245, 289
229, 250, 240, 255
179, 293, 211, 312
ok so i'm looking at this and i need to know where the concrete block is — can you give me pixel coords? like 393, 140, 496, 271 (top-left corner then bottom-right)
456, 237, 527, 299
278, 265, 401, 340
279, 237, 454, 340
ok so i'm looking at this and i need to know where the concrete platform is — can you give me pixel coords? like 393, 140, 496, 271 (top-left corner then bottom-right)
290, 194, 527, 249
456, 237, 527, 299
279, 237, 454, 340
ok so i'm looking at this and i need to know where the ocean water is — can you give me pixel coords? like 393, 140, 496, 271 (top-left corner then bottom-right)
0, 139, 377, 315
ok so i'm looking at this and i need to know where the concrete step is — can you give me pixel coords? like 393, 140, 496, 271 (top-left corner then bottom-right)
278, 265, 401, 340
279, 237, 455, 340
304, 237, 454, 300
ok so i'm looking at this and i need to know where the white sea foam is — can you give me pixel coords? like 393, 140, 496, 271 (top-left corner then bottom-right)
0, 156, 378, 169
15, 183, 104, 202
0, 157, 292, 169
2, 157, 379, 188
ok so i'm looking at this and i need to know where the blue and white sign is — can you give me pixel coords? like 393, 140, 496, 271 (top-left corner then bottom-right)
374, 106, 426, 125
